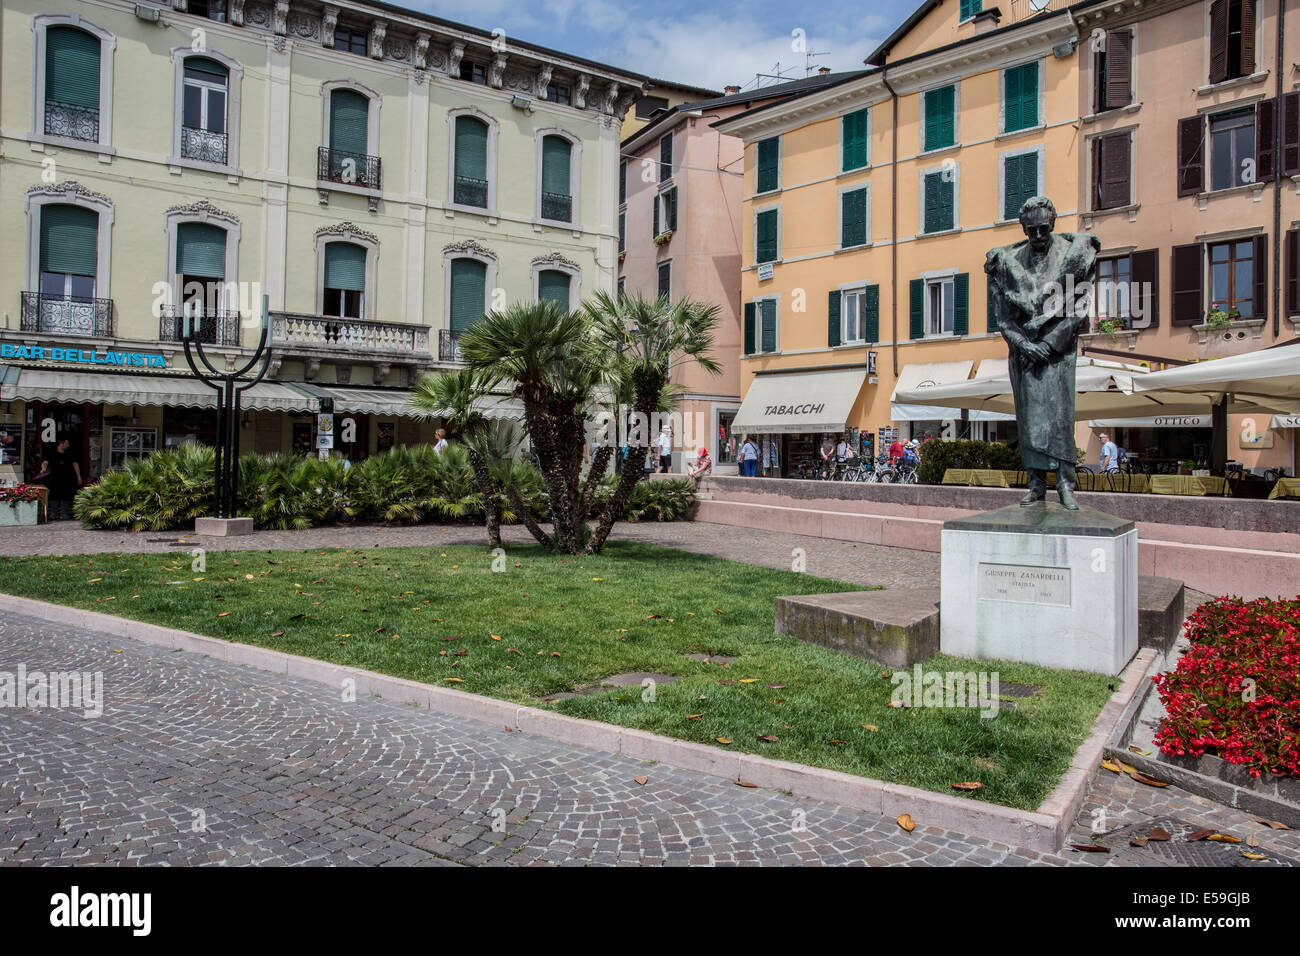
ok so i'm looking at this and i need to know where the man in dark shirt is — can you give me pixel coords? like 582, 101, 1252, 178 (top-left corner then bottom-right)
48, 439, 82, 520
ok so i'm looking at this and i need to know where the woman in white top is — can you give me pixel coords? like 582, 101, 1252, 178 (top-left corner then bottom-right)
433, 428, 448, 453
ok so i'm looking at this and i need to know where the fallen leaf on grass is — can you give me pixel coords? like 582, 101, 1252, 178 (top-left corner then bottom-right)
490, 634, 502, 641
506, 648, 521, 654
1070, 844, 1110, 853
550, 651, 561, 658
443, 677, 465, 683
861, 724, 879, 732
269, 631, 284, 638
739, 678, 759, 684
756, 734, 779, 742
951, 782, 983, 791
87, 578, 102, 583
767, 683, 787, 689
685, 714, 704, 720
715, 737, 732, 745
717, 680, 735, 686
439, 635, 461, 642
634, 775, 648, 786
217, 611, 230, 618
897, 814, 915, 833
888, 700, 904, 709
828, 739, 846, 746
712, 609, 725, 614
645, 614, 661, 620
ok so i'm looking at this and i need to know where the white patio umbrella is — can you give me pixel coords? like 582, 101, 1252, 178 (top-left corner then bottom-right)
1131, 344, 1300, 416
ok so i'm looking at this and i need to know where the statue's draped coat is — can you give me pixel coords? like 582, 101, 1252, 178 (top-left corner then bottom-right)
985, 232, 1101, 472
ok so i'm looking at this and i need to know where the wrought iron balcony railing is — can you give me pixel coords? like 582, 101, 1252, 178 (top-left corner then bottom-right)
181, 125, 229, 165
454, 175, 488, 208
317, 146, 382, 190
270, 312, 430, 357
19, 291, 114, 337
541, 191, 572, 223
44, 99, 99, 143
159, 308, 242, 346
439, 329, 466, 363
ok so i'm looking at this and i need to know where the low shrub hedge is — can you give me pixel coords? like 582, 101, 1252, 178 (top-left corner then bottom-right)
1153, 596, 1300, 778
915, 438, 1021, 485
75, 443, 695, 532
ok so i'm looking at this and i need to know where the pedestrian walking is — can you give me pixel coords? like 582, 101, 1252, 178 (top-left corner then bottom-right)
48, 438, 82, 521
739, 435, 760, 477
655, 426, 673, 473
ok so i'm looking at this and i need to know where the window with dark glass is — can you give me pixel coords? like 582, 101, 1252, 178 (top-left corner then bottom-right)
44, 26, 101, 143
545, 83, 571, 105
459, 60, 488, 84
1209, 107, 1255, 190
187, 0, 227, 21
1209, 0, 1255, 83
636, 96, 669, 119
659, 133, 673, 183
1209, 240, 1255, 317
322, 242, 366, 318
334, 28, 368, 56
454, 115, 489, 208
541, 135, 573, 222
181, 58, 229, 164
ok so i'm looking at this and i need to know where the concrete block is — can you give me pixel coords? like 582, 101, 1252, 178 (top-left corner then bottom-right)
194, 517, 254, 536
1137, 576, 1184, 653
775, 588, 940, 668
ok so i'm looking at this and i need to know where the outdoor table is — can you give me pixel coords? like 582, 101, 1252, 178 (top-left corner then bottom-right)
1269, 478, 1300, 500
1074, 472, 1149, 494
942, 468, 1008, 488
1149, 475, 1229, 497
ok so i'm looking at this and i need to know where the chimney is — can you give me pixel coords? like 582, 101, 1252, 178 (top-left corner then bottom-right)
972, 9, 1002, 35
724, 85, 740, 94
818, 67, 831, 74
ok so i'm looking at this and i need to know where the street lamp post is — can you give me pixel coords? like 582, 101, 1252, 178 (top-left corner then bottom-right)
182, 295, 273, 528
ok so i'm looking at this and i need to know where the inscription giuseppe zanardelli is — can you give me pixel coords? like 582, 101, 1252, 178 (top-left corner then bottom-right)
977, 563, 1071, 606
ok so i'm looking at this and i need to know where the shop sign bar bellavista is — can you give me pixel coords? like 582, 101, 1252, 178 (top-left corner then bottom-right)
0, 342, 168, 368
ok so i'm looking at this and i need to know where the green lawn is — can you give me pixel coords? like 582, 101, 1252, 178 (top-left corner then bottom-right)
0, 542, 1113, 809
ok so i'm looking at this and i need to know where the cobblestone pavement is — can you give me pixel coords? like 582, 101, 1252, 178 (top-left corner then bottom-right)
0, 519, 935, 590
3, 612, 1297, 867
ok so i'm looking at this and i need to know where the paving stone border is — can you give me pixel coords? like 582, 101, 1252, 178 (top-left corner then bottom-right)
1104, 659, 1300, 829
0, 592, 1154, 852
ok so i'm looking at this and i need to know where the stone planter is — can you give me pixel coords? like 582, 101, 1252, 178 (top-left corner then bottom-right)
0, 501, 39, 526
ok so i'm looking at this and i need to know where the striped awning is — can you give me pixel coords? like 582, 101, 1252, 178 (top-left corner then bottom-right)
322, 386, 525, 421
4, 368, 318, 413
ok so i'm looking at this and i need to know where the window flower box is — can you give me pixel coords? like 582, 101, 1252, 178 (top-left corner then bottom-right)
653, 231, 673, 246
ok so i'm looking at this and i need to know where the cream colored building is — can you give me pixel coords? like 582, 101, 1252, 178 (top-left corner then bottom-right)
0, 0, 645, 479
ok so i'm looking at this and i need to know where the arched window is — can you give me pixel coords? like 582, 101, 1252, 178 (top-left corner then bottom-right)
537, 269, 572, 311
176, 222, 229, 317
449, 258, 487, 331
181, 57, 229, 165
540, 136, 573, 223
322, 242, 367, 319
319, 82, 382, 198
43, 26, 101, 143
453, 116, 489, 209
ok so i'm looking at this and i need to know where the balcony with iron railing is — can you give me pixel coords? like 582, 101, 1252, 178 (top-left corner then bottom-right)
159, 308, 242, 347
541, 191, 572, 223
454, 175, 488, 208
44, 99, 99, 143
271, 312, 431, 360
181, 125, 229, 165
19, 291, 114, 337
439, 328, 466, 363
317, 146, 382, 191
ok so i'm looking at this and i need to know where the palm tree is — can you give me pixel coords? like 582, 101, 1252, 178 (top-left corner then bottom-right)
409, 367, 508, 547
583, 291, 721, 553
456, 301, 607, 554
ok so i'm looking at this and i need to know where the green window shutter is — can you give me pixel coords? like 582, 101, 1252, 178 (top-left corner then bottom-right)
537, 269, 570, 310
1003, 153, 1032, 221
924, 87, 954, 151
323, 242, 366, 292
667, 187, 678, 231
449, 257, 486, 331
329, 89, 369, 155
954, 273, 969, 335
1005, 62, 1038, 133
841, 109, 868, 170
454, 116, 488, 180
541, 135, 571, 196
909, 278, 924, 339
39, 204, 98, 276
757, 209, 778, 263
986, 274, 999, 332
756, 137, 780, 192
175, 223, 227, 279
841, 189, 866, 248
653, 192, 660, 236
761, 299, 777, 352
743, 302, 756, 355
864, 285, 879, 342
960, 0, 982, 19
827, 290, 841, 347
46, 27, 100, 109
924, 174, 953, 233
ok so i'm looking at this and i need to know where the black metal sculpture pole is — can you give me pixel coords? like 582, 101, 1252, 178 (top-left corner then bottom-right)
182, 296, 274, 519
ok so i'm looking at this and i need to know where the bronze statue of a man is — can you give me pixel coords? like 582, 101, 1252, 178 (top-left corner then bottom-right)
985, 197, 1100, 511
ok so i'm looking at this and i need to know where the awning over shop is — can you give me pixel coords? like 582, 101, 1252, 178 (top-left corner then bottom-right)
322, 387, 525, 422
890, 360, 973, 421
1088, 415, 1212, 429
5, 368, 317, 413
732, 367, 867, 434
1270, 414, 1300, 429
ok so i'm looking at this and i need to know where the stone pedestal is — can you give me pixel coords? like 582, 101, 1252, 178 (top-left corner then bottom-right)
195, 517, 254, 536
940, 503, 1138, 675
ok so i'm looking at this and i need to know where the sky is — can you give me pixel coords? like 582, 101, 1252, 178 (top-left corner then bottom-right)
400, 0, 901, 91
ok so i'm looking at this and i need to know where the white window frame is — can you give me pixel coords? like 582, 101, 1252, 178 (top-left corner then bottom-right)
917, 163, 961, 235
840, 107, 872, 172
31, 14, 117, 158
534, 127, 583, 227
999, 55, 1046, 135
531, 258, 581, 306
441, 245, 498, 334
918, 82, 960, 153
998, 143, 1045, 223
108, 426, 158, 470
446, 107, 500, 218
837, 183, 872, 249
752, 295, 780, 353
25, 182, 116, 300
838, 282, 870, 344
169, 46, 243, 176
656, 184, 679, 235
163, 202, 242, 316
753, 202, 781, 265
922, 273, 958, 337
318, 79, 382, 200
658, 131, 674, 185
314, 226, 379, 320
1206, 106, 1257, 192
755, 134, 782, 194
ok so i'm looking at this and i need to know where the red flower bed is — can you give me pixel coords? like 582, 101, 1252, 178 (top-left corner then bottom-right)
1153, 596, 1300, 778
0, 483, 41, 506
